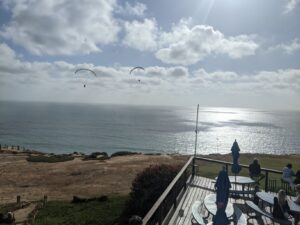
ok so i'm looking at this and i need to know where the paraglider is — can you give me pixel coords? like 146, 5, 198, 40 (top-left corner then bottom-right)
129, 67, 145, 83
129, 66, 145, 74
74, 68, 97, 88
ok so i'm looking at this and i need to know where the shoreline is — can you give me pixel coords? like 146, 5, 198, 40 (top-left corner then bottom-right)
1, 144, 299, 157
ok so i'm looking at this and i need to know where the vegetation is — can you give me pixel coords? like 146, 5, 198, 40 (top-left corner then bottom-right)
119, 164, 180, 224
110, 151, 140, 157
0, 203, 19, 214
83, 152, 110, 160
34, 195, 128, 225
27, 154, 74, 163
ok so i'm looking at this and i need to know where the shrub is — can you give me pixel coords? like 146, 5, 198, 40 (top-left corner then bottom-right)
83, 152, 109, 160
111, 151, 140, 157
27, 154, 74, 163
119, 164, 180, 224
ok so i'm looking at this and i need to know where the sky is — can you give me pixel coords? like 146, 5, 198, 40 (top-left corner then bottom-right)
0, 0, 300, 110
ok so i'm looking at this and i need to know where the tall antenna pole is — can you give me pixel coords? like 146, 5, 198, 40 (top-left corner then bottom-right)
192, 104, 199, 177
194, 104, 199, 157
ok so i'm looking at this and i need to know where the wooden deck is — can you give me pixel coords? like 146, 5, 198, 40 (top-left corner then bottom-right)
167, 176, 288, 225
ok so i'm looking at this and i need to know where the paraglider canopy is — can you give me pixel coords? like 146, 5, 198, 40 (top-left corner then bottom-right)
75, 68, 97, 76
74, 68, 97, 87
129, 66, 145, 74
129, 67, 145, 83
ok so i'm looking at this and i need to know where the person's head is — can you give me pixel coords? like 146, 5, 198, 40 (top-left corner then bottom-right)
253, 158, 258, 164
287, 163, 292, 169
278, 189, 286, 205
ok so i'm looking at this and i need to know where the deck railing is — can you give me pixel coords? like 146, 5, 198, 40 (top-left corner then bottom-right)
142, 155, 283, 225
142, 156, 193, 225
194, 156, 282, 192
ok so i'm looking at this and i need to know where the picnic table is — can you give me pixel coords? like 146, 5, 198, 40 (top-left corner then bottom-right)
203, 194, 234, 219
256, 191, 300, 214
214, 176, 256, 197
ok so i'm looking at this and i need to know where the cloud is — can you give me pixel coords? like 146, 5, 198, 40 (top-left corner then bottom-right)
269, 38, 300, 54
0, 0, 120, 55
155, 22, 258, 65
117, 2, 147, 17
285, 0, 300, 13
123, 18, 158, 51
1, 42, 299, 108
192, 68, 300, 92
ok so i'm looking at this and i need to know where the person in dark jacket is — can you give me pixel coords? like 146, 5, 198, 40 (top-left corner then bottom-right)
249, 158, 265, 183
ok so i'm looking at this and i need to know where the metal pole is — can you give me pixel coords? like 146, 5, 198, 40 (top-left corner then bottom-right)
194, 104, 199, 157
192, 104, 199, 177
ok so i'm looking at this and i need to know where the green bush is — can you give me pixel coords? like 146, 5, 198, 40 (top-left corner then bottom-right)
110, 151, 140, 157
27, 154, 74, 163
119, 164, 180, 224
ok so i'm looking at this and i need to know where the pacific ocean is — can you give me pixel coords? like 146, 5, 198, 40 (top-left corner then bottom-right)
0, 101, 299, 155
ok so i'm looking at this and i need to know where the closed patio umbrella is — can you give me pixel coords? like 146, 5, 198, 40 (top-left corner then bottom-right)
214, 166, 231, 225
231, 139, 242, 197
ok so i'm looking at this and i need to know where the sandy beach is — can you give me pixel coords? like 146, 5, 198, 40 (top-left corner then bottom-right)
0, 150, 187, 204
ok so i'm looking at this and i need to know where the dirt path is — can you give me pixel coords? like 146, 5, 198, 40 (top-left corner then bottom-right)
13, 203, 37, 224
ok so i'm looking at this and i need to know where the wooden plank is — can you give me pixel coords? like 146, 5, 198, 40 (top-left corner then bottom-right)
177, 176, 203, 225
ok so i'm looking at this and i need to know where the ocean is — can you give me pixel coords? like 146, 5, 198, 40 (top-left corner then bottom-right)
0, 101, 299, 155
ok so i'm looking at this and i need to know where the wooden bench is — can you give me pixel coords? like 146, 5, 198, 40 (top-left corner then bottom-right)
245, 200, 292, 225
191, 200, 205, 225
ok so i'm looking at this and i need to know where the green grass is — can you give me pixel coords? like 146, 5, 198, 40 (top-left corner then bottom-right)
0, 203, 19, 214
27, 155, 74, 163
34, 195, 128, 225
195, 154, 300, 192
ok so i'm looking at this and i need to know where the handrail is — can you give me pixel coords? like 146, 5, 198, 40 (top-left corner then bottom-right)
194, 156, 282, 174
142, 156, 193, 225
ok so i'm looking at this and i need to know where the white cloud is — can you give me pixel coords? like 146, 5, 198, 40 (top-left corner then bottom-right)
123, 18, 158, 51
192, 68, 300, 92
155, 23, 258, 65
285, 0, 300, 13
117, 2, 147, 17
269, 38, 300, 54
1, 42, 299, 108
0, 0, 120, 55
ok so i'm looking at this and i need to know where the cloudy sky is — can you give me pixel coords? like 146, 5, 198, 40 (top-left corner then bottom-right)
0, 0, 300, 110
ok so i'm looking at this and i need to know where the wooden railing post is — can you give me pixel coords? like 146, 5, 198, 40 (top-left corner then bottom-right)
265, 171, 269, 192
192, 157, 195, 179
183, 170, 187, 190
158, 204, 164, 225
17, 195, 21, 204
